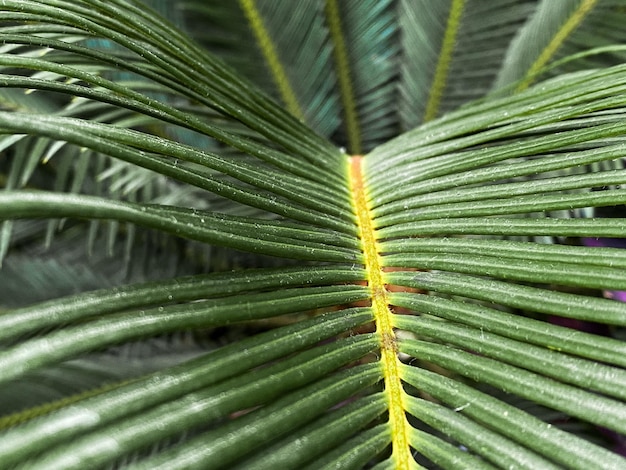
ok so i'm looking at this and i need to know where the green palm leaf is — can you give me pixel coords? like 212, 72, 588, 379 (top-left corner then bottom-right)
494, 0, 626, 91
1, 1, 626, 469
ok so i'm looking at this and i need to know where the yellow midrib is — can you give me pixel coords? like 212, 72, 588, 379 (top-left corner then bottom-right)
325, 0, 362, 154
239, 0, 304, 119
423, 0, 466, 123
516, 0, 598, 92
348, 155, 411, 469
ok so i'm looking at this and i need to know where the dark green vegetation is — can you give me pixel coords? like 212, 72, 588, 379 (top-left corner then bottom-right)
0, 1, 626, 468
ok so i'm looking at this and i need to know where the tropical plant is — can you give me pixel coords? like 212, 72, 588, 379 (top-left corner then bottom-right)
1, 0, 626, 468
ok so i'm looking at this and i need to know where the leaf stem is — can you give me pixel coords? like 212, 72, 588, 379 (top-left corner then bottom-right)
348, 155, 412, 469
517, 0, 598, 92
326, 0, 362, 154
423, 0, 465, 122
239, 0, 304, 119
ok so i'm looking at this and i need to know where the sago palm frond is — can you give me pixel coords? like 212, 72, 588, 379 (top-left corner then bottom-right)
0, 1, 625, 469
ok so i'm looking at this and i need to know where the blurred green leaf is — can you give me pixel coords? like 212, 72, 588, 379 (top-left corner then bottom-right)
1, 1, 625, 468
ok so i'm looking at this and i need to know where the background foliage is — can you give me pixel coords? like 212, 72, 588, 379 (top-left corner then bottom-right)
1, 0, 626, 468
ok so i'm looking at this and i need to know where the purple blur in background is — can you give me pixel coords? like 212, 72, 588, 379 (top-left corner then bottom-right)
582, 236, 626, 455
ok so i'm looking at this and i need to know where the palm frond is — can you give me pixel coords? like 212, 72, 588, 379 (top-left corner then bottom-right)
326, 0, 399, 153
439, 0, 537, 114
0, 337, 208, 420
239, 0, 339, 134
0, 0, 359, 268
1, 1, 626, 468
188, 0, 399, 153
494, 0, 626, 91
0, 308, 376, 468
398, 0, 537, 128
397, 0, 451, 129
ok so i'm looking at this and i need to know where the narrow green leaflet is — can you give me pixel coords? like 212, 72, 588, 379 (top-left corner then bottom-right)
233, 395, 388, 469
1, 1, 626, 469
401, 366, 626, 470
0, 266, 366, 341
0, 309, 374, 466
129, 363, 381, 470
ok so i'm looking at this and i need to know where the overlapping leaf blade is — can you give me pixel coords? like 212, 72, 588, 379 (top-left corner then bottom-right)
0, 1, 626, 469
494, 0, 626, 91
366, 56, 626, 468
0, 3, 379, 467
